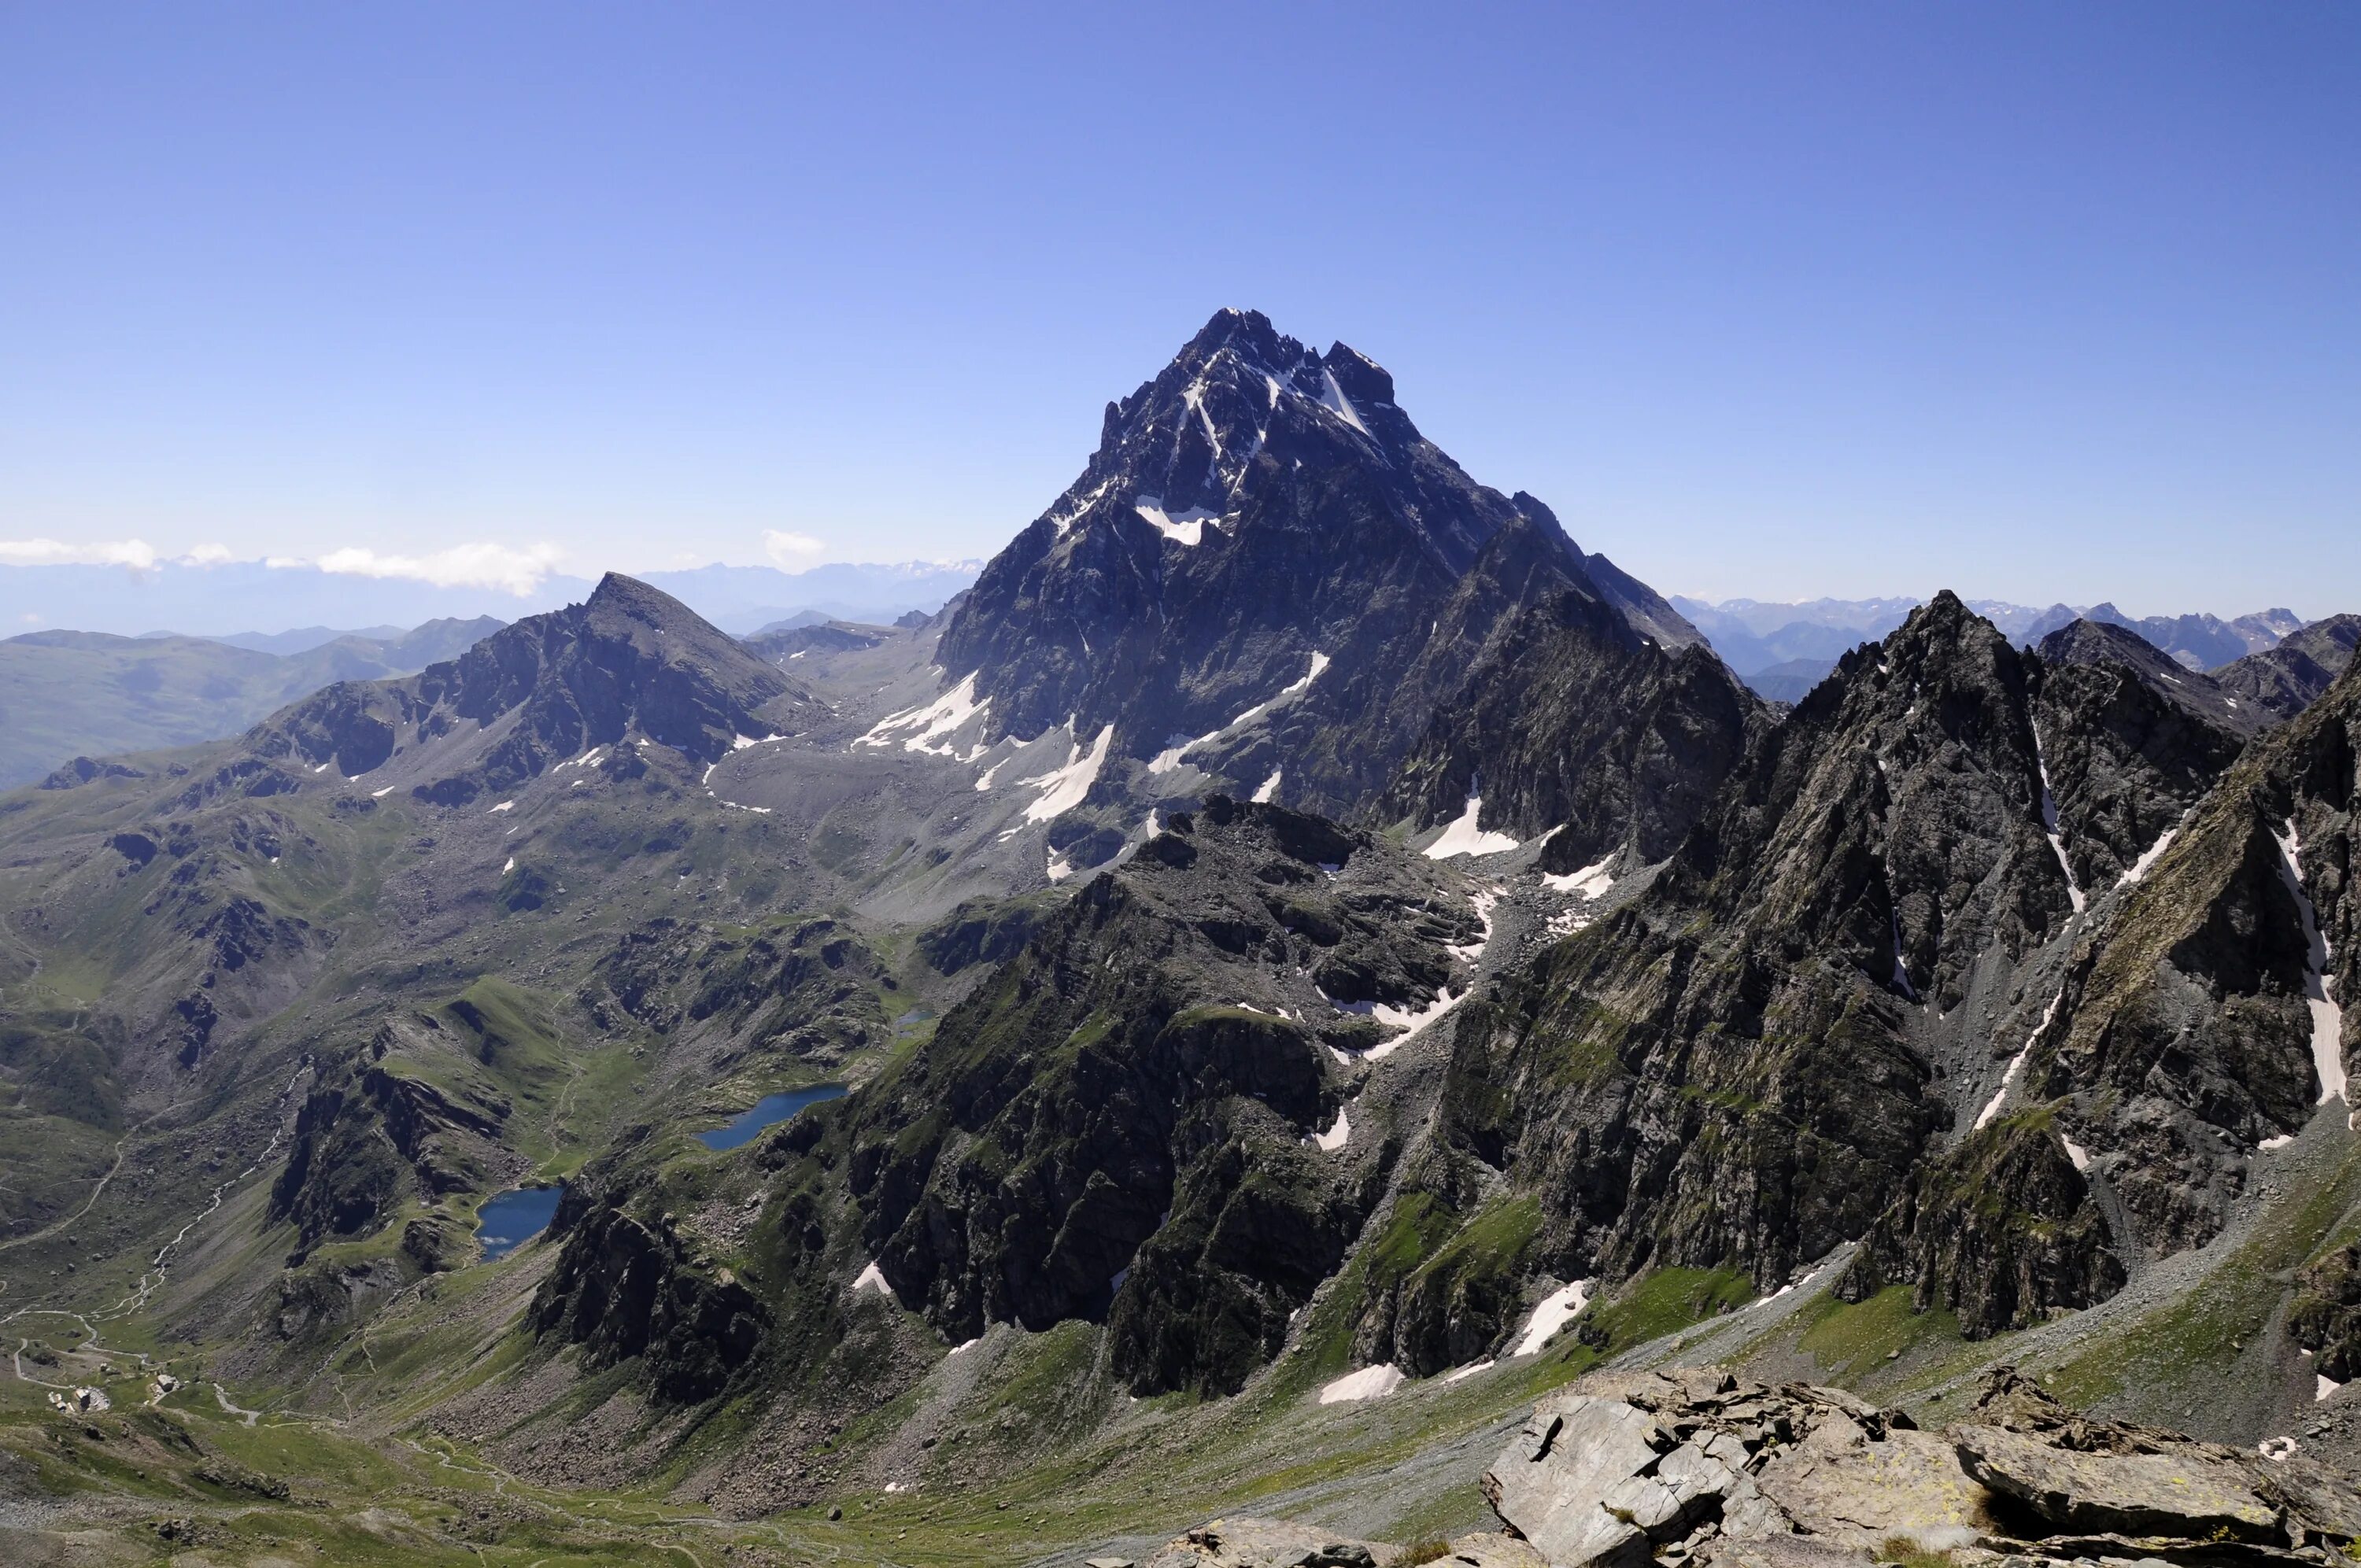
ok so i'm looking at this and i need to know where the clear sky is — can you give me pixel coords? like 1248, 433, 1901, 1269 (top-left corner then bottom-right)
2, 3, 2354, 616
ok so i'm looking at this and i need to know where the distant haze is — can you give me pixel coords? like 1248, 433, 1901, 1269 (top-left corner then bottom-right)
0, 559, 978, 639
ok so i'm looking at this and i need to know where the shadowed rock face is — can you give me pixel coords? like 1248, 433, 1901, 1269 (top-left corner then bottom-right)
1384, 558, 1765, 872
933, 308, 1703, 821
2034, 618, 2259, 891
1836, 1113, 2126, 1337
530, 1202, 767, 1404
245, 573, 815, 801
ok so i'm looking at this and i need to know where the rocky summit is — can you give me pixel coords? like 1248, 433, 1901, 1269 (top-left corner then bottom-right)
2, 312, 2359, 1566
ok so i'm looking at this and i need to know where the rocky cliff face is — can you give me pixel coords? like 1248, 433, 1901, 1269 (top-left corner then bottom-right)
529, 1200, 768, 1404
931, 308, 1703, 823
2023, 655, 2359, 1256
271, 1048, 511, 1253
1398, 596, 2162, 1356
2033, 617, 2258, 891
1384, 564, 1764, 869
1836, 1112, 2126, 1336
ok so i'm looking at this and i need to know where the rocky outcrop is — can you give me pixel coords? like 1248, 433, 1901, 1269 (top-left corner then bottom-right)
2289, 1245, 2361, 1382
589, 913, 892, 1062
2029, 655, 2359, 1254
1415, 596, 2077, 1333
1479, 1367, 2361, 1568
2035, 618, 2259, 890
1139, 1518, 1398, 1567
42, 756, 145, 789
1483, 1370, 1970, 1566
271, 1046, 511, 1251
916, 895, 1055, 976
528, 1201, 767, 1404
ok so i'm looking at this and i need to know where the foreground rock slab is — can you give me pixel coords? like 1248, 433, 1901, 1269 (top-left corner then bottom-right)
1953, 1422, 2278, 1540
1142, 1516, 1395, 1567
1476, 1366, 2361, 1567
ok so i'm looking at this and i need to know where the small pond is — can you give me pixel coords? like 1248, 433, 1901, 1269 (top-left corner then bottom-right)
475, 1184, 564, 1261
695, 1082, 848, 1152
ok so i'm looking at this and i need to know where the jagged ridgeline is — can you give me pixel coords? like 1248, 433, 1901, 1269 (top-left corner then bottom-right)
2, 308, 2357, 1562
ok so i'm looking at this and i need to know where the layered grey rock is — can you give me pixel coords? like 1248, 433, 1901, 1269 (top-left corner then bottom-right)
1478, 1367, 2361, 1568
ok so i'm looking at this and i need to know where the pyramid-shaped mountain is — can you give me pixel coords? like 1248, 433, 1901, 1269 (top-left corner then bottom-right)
247, 572, 815, 804
933, 308, 1716, 821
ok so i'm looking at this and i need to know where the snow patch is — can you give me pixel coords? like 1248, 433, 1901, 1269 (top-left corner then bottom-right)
371, 786, 394, 798
2321, 1374, 2345, 1403
2261, 1134, 2296, 1152
852, 1261, 892, 1299
1046, 478, 1114, 537
2272, 820, 2347, 1105
1317, 368, 1372, 437
2060, 1135, 2091, 1172
487, 800, 514, 814
1252, 769, 1281, 803
854, 673, 990, 756
1317, 1363, 1404, 1405
1440, 1360, 1494, 1385
2117, 826, 2179, 888
1134, 496, 1220, 548
1045, 847, 1074, 883
1314, 1107, 1350, 1152
1514, 1279, 1594, 1357
946, 1337, 981, 1358
1145, 651, 1327, 774
1976, 983, 2067, 1131
1450, 887, 1499, 964
2034, 733, 2086, 913
501, 857, 515, 874
1424, 793, 1519, 859
1361, 989, 1461, 1061
1020, 725, 1114, 822
1543, 858, 1614, 898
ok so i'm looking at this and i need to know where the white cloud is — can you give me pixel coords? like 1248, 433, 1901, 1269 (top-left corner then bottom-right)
269, 541, 566, 596
763, 529, 826, 568
176, 543, 235, 566
0, 537, 161, 570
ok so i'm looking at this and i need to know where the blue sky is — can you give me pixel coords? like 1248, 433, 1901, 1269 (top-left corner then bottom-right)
2, 3, 2354, 615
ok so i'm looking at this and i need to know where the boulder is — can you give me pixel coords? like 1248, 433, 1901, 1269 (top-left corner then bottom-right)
1431, 1534, 1550, 1567
1143, 1517, 1395, 1567
1949, 1424, 2278, 1542
1752, 1422, 1993, 1546
1482, 1393, 1671, 1567
2256, 1452, 2361, 1544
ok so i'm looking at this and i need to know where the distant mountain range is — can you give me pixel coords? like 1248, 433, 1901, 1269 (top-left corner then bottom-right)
0, 556, 980, 640
1678, 593, 2311, 701
0, 617, 502, 789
